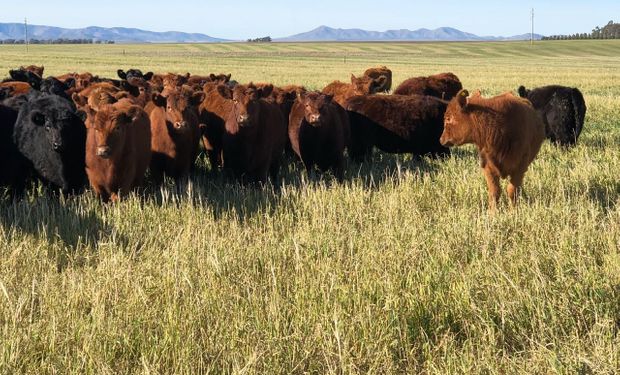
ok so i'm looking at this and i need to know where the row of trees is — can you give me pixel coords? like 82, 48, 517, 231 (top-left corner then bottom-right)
247, 36, 272, 43
543, 21, 620, 40
0, 39, 115, 45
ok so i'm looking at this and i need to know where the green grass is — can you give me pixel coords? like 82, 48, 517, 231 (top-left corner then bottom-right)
1, 40, 619, 374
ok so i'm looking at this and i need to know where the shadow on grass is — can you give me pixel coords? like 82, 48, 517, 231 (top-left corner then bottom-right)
0, 191, 116, 272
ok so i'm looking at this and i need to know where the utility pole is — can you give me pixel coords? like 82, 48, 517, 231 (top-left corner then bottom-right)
24, 17, 29, 52
530, 8, 534, 46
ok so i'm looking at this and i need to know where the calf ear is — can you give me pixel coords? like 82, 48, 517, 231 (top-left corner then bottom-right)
191, 91, 206, 106
225, 74, 231, 82
350, 74, 357, 84
456, 89, 469, 108
152, 93, 167, 107
517, 86, 527, 98
209, 73, 217, 81
323, 94, 334, 103
117, 69, 127, 80
143, 72, 154, 81
216, 84, 232, 99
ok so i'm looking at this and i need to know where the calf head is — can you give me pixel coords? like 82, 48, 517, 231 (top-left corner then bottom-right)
440, 89, 473, 147
298, 91, 334, 127
350, 74, 387, 95
209, 73, 232, 84
40, 77, 74, 100
152, 88, 205, 133
117, 69, 154, 81
217, 83, 271, 130
9, 69, 42, 90
517, 86, 530, 98
85, 102, 142, 159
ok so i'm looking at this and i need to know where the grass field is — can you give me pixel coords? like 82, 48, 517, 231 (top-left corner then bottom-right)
1, 40, 619, 374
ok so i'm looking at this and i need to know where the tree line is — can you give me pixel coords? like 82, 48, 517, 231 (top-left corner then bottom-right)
247, 36, 272, 43
543, 21, 620, 40
0, 39, 115, 45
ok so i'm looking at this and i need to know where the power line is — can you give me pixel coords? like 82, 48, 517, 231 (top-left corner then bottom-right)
25, 17, 29, 52
531, 8, 534, 46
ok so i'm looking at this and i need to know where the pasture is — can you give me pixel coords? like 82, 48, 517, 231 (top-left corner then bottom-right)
1, 40, 619, 374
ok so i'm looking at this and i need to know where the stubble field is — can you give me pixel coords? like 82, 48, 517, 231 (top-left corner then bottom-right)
0, 40, 619, 374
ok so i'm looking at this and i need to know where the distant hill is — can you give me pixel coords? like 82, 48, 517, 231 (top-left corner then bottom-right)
277, 26, 544, 42
0, 23, 228, 43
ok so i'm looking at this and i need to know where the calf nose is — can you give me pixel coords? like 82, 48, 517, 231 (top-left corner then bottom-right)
237, 114, 249, 124
174, 121, 187, 129
96, 146, 111, 158
309, 114, 321, 124
52, 141, 63, 151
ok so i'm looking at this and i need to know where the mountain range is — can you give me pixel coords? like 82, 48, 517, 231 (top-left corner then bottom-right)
277, 26, 543, 42
0, 23, 543, 43
0, 23, 228, 43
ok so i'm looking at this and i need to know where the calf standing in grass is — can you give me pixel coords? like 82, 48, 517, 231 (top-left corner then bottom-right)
145, 88, 204, 184
440, 90, 545, 209
216, 83, 286, 184
518, 85, 587, 147
84, 98, 151, 202
288, 91, 350, 180
345, 94, 450, 162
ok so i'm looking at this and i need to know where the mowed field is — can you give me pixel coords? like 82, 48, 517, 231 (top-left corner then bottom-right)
0, 41, 619, 374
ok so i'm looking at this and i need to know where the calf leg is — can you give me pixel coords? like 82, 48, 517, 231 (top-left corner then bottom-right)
507, 172, 525, 208
483, 167, 501, 210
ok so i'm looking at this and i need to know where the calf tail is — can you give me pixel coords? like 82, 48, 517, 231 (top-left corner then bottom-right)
571, 88, 586, 142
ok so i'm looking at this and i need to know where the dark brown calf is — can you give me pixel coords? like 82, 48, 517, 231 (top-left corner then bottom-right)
145, 88, 204, 183
289, 91, 350, 180
198, 82, 233, 170
216, 83, 286, 183
322, 74, 387, 107
345, 94, 450, 162
440, 90, 545, 209
394, 72, 462, 100
84, 99, 152, 202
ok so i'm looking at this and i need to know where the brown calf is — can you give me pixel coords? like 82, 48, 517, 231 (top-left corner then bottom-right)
216, 83, 286, 183
440, 90, 545, 209
84, 98, 152, 202
363, 66, 392, 93
288, 91, 350, 180
322, 74, 387, 107
145, 88, 204, 183
198, 82, 233, 170
394, 72, 462, 100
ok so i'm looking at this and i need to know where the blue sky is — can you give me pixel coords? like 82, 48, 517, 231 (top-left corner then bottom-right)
0, 0, 617, 39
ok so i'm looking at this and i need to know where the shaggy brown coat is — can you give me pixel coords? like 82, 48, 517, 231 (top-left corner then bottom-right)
440, 89, 545, 209
198, 82, 233, 170
345, 94, 450, 161
393, 72, 462, 100
363, 66, 392, 93
322, 74, 387, 107
84, 98, 152, 202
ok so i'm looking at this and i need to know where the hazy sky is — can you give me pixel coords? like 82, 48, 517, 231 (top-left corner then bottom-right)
0, 0, 617, 39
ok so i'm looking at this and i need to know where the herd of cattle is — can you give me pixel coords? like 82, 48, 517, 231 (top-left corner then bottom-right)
0, 64, 586, 208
